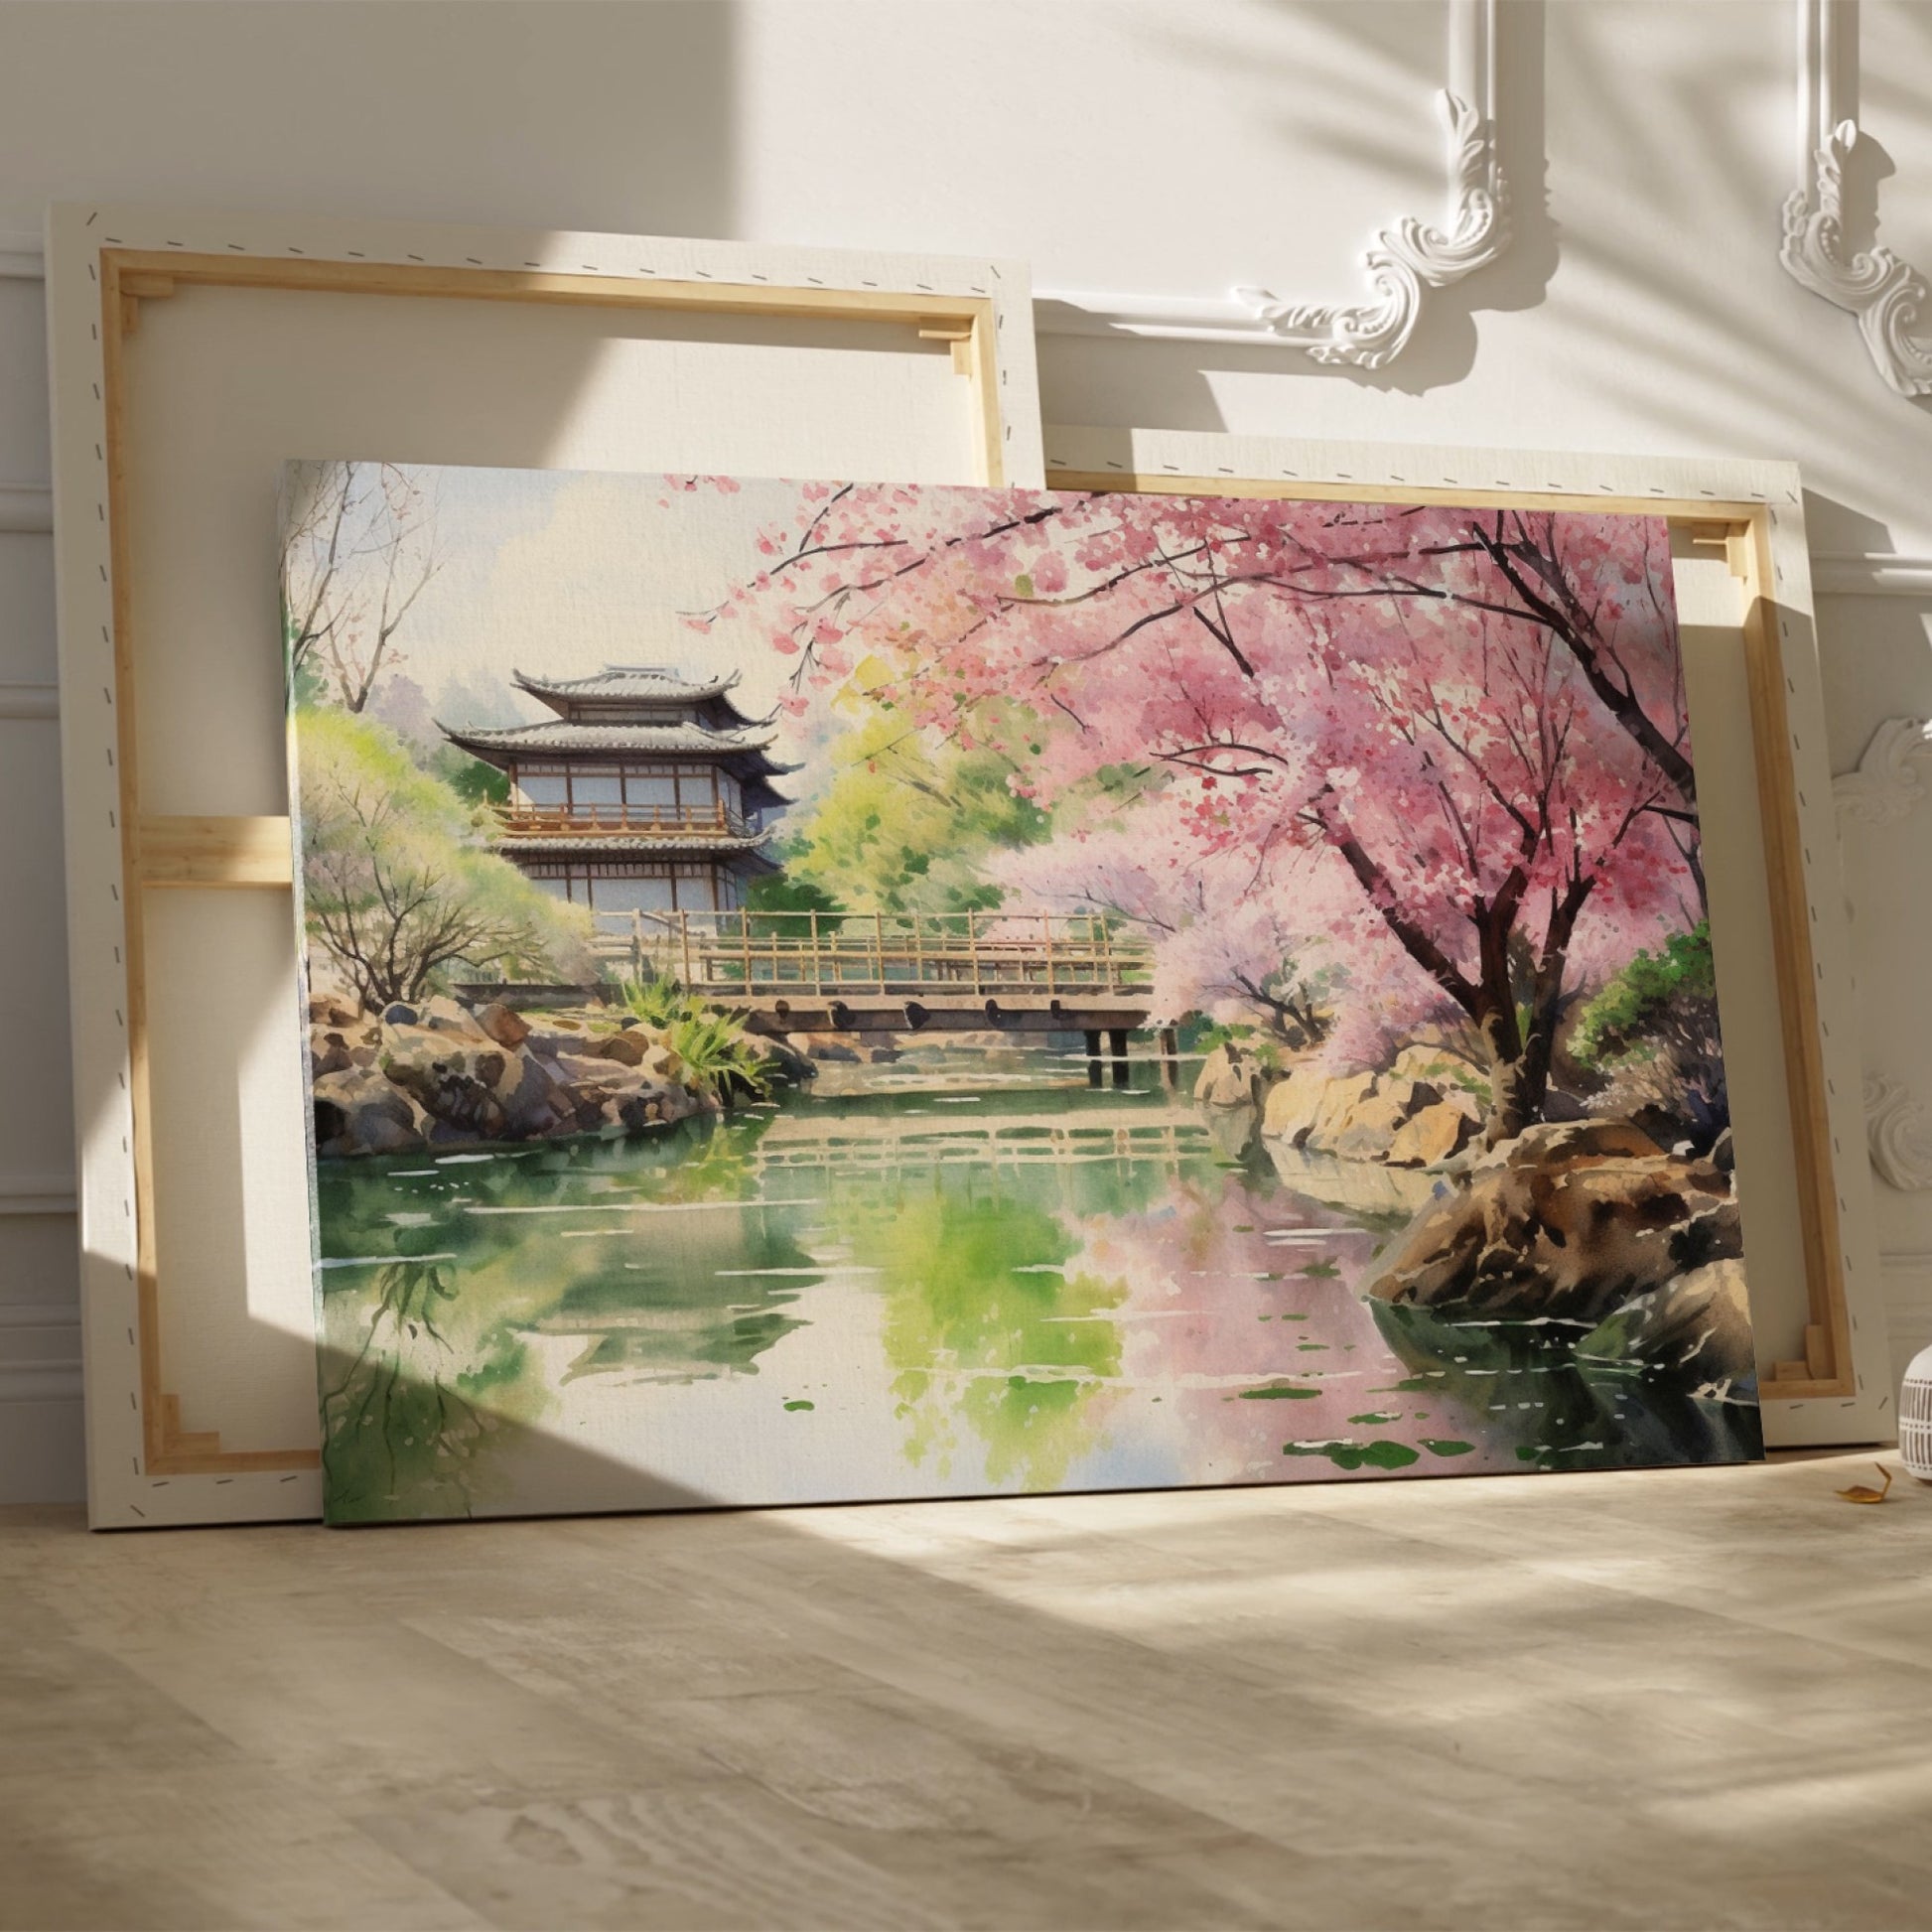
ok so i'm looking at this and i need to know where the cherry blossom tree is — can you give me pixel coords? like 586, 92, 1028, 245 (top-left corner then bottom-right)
693, 482, 1701, 1140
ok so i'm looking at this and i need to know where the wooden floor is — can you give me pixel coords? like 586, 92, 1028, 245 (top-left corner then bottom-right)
5, 1451, 1931, 1931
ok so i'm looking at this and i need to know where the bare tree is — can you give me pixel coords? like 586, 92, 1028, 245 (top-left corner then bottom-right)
282, 461, 441, 713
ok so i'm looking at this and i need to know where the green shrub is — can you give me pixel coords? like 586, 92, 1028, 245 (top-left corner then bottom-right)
1570, 924, 1725, 1139
665, 1010, 771, 1102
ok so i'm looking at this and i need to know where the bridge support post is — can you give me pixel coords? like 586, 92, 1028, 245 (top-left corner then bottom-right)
1159, 1026, 1180, 1091
1108, 1028, 1131, 1090
1084, 1030, 1103, 1089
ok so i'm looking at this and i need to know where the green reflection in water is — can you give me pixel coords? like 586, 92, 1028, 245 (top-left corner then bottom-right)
311, 1050, 1762, 1521
862, 1182, 1126, 1491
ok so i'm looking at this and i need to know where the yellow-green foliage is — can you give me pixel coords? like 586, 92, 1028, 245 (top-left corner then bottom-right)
775, 708, 1049, 915
298, 706, 591, 1009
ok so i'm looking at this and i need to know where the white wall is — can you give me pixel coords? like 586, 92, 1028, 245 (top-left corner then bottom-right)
3, 0, 1929, 1502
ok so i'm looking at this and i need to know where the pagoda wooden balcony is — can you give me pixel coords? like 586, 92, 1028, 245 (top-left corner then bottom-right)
493, 801, 759, 841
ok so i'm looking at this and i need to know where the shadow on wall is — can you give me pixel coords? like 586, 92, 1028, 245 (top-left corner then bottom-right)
0, 2, 741, 241
1035, 0, 1555, 419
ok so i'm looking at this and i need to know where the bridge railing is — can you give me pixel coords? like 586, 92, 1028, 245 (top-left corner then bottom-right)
592, 907, 1155, 1000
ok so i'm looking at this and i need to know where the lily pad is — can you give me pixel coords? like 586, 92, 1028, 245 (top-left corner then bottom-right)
1283, 1438, 1421, 1471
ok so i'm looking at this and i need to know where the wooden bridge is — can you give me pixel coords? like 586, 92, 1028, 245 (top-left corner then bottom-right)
594, 907, 1173, 1085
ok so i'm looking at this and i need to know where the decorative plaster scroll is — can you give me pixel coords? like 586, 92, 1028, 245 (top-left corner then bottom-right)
1863, 1074, 1932, 1191
1035, 0, 1508, 366
1834, 716, 1932, 825
1781, 0, 1932, 399
1835, 719, 1932, 1189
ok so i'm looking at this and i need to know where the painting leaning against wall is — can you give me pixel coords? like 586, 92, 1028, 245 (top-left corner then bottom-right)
282, 458, 1762, 1524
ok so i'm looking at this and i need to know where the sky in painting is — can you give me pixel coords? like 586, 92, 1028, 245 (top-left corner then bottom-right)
297, 461, 815, 729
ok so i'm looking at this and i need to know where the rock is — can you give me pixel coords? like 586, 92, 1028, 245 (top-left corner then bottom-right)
1470, 1118, 1665, 1173
1312, 1075, 1443, 1159
379, 1024, 510, 1139
1194, 1042, 1261, 1110
1386, 1100, 1477, 1169
313, 1066, 427, 1158
415, 995, 490, 1040
585, 1028, 683, 1084
1576, 1258, 1755, 1392
475, 1001, 531, 1049
748, 1035, 814, 1085
1363, 1133, 1740, 1325
1300, 1071, 1384, 1154
309, 995, 362, 1029
1260, 1064, 1332, 1145
498, 1054, 568, 1138
1710, 1126, 1735, 1173
550, 1051, 706, 1129
1391, 1044, 1481, 1092
527, 1019, 597, 1058
379, 1002, 418, 1028
590, 1027, 653, 1067
310, 1029, 354, 1080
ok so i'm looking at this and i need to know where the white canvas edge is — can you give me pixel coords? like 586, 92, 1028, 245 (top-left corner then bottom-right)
46, 200, 1045, 1529
1041, 424, 1890, 1450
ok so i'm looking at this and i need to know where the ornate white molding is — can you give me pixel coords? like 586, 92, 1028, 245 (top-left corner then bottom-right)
1780, 0, 1932, 399
1864, 1074, 1932, 1192
1837, 719, 1932, 1190
1834, 716, 1932, 824
1035, 0, 1509, 366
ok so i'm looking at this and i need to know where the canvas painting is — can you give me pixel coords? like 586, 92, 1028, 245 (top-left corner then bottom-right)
283, 461, 1762, 1523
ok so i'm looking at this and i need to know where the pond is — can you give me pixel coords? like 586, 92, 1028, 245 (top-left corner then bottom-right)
314, 1042, 1761, 1521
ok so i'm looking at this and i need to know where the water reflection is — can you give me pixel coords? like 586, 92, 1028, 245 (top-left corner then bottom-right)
314, 1046, 1760, 1521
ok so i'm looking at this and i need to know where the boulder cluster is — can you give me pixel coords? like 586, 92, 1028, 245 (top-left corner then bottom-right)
1194, 1041, 1753, 1395
1196, 1041, 1483, 1168
308, 995, 714, 1159
1363, 1120, 1750, 1394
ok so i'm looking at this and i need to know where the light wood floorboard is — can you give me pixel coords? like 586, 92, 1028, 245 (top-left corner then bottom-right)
4, 1452, 1931, 1930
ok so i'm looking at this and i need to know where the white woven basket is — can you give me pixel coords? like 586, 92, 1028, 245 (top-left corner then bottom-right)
1903, 1343, 1932, 1481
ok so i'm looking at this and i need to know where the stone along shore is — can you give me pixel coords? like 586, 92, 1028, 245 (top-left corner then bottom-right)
1194, 1040, 1753, 1399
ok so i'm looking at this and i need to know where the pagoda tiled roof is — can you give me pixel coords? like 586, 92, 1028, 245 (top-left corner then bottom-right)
440, 718, 799, 773
499, 831, 779, 866
512, 663, 764, 724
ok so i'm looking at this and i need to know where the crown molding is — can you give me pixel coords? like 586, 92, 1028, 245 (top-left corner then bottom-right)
1780, 0, 1932, 399
1035, 0, 1509, 367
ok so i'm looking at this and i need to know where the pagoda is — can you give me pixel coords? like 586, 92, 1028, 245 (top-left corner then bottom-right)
440, 664, 795, 914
